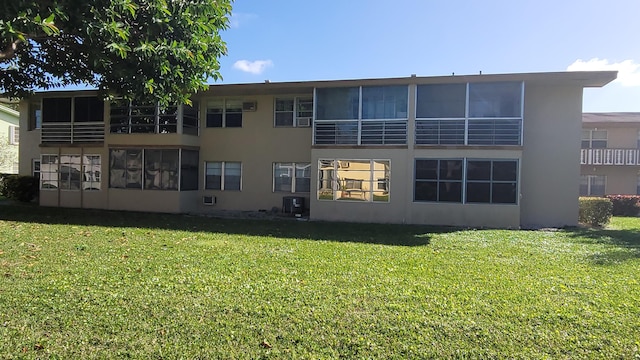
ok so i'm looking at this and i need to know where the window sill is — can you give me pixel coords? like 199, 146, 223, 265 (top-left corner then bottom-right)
414, 145, 523, 150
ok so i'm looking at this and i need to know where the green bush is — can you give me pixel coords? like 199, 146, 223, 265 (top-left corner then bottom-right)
605, 195, 640, 216
579, 197, 613, 227
0, 175, 39, 202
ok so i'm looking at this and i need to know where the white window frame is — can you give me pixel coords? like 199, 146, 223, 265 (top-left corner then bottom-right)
580, 175, 606, 196
317, 159, 390, 202
205, 99, 243, 128
9, 125, 19, 145
273, 162, 311, 193
581, 129, 608, 149
32, 159, 41, 179
40, 154, 58, 190
204, 161, 242, 191
274, 97, 313, 127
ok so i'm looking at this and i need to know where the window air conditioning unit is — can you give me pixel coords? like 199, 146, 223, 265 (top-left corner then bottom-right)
242, 101, 257, 112
296, 117, 311, 127
203, 195, 216, 206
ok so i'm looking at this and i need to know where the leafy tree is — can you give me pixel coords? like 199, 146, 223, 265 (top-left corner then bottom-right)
0, 136, 18, 174
0, 0, 233, 105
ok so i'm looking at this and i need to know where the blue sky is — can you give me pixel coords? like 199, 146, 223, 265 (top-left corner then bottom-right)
219, 0, 640, 112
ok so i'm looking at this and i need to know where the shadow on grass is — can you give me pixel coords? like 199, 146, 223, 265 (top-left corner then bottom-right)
0, 203, 461, 247
563, 224, 640, 265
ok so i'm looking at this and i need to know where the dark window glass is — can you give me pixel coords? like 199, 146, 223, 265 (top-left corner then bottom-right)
225, 113, 243, 127
315, 87, 359, 120
467, 161, 491, 180
275, 99, 294, 127
492, 183, 517, 203
414, 159, 462, 202
416, 84, 466, 118
466, 182, 491, 203
275, 112, 294, 127
224, 162, 241, 190
74, 96, 104, 122
414, 181, 437, 201
439, 182, 462, 202
42, 98, 72, 123
465, 160, 518, 204
181, 150, 199, 191
206, 105, 223, 127
468, 82, 522, 118
183, 102, 199, 135
439, 160, 463, 181
415, 160, 438, 180
205, 162, 222, 190
493, 161, 517, 181
361, 85, 408, 119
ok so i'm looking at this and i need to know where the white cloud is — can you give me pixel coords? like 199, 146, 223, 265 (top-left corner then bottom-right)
567, 58, 640, 87
229, 13, 257, 28
233, 60, 273, 75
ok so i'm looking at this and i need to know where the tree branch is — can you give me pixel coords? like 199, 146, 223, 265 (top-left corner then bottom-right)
0, 40, 21, 61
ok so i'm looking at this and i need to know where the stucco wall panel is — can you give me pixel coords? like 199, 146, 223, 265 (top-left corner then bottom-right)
520, 84, 583, 228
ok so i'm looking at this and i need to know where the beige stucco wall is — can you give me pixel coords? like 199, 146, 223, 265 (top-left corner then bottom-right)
583, 125, 639, 149
520, 84, 583, 228
195, 94, 312, 214
580, 124, 640, 196
18, 101, 40, 176
310, 147, 522, 228
581, 165, 639, 195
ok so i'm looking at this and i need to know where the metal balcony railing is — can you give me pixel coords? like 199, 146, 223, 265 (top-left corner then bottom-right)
580, 148, 640, 166
42, 122, 105, 144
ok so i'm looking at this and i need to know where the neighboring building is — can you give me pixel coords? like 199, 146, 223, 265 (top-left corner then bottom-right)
580, 112, 640, 196
0, 104, 20, 174
18, 71, 616, 228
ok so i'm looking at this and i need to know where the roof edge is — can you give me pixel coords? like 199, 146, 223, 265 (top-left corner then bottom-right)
0, 104, 19, 117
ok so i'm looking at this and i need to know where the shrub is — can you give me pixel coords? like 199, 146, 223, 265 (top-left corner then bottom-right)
579, 197, 613, 227
0, 175, 39, 202
605, 195, 640, 216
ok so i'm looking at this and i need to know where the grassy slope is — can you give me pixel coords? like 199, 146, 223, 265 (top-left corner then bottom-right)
1, 205, 639, 359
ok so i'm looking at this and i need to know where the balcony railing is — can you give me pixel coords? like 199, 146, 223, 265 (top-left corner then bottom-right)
314, 120, 407, 145
580, 148, 640, 166
42, 122, 105, 144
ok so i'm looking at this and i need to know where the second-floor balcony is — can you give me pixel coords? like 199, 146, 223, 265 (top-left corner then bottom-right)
580, 148, 640, 166
42, 122, 105, 144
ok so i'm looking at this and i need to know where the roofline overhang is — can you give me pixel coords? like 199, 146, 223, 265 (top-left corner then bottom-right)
203, 71, 618, 96
25, 70, 618, 98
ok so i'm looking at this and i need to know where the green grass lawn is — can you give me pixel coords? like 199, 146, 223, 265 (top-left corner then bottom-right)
1, 204, 639, 359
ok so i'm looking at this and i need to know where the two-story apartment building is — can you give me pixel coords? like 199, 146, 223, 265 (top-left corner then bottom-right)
580, 112, 640, 196
18, 71, 616, 228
